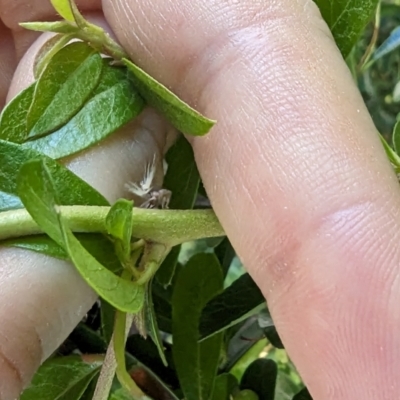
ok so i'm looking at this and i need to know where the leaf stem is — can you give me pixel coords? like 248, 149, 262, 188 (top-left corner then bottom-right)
92, 340, 117, 400
358, 2, 381, 73
114, 309, 150, 399
136, 243, 171, 286
0, 206, 224, 246
69, 0, 129, 60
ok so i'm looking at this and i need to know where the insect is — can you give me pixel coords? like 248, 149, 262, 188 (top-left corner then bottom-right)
125, 155, 171, 209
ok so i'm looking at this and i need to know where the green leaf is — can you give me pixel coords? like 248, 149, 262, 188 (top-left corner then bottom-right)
2, 234, 122, 274
70, 323, 107, 354
2, 234, 68, 259
293, 388, 313, 400
234, 389, 259, 400
156, 246, 181, 288
0, 140, 108, 211
145, 280, 168, 366
172, 253, 224, 400
392, 122, 400, 158
19, 21, 79, 34
152, 288, 173, 333
223, 319, 265, 373
199, 273, 266, 340
109, 387, 133, 400
24, 63, 144, 159
100, 299, 116, 344
17, 158, 145, 313
314, 0, 379, 57
106, 198, 134, 265
257, 308, 284, 348
79, 377, 99, 400
0, 83, 35, 142
123, 59, 215, 136
26, 41, 102, 139
156, 135, 200, 286
51, 0, 75, 21
240, 359, 277, 400
164, 135, 200, 209
33, 34, 75, 79
382, 134, 400, 171
20, 355, 101, 400
68, 0, 90, 29
214, 237, 235, 278
264, 325, 284, 349
210, 374, 239, 400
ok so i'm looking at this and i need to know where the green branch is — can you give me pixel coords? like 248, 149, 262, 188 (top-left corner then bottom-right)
0, 206, 224, 246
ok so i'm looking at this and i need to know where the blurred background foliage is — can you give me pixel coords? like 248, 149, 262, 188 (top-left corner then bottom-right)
353, 0, 400, 139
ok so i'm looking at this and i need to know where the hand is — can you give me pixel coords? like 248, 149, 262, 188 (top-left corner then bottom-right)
1, 1, 399, 399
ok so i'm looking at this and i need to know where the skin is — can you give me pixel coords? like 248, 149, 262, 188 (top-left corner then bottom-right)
0, 0, 399, 398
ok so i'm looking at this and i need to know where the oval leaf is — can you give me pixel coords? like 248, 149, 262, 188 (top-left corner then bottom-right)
172, 253, 224, 400
258, 309, 284, 349
214, 237, 235, 278
24, 64, 144, 159
392, 118, 400, 156
381, 134, 400, 171
199, 273, 266, 340
27, 41, 101, 139
3, 233, 123, 274
0, 140, 107, 211
20, 355, 101, 400
210, 374, 239, 400
33, 34, 75, 79
240, 359, 278, 400
314, 0, 379, 57
17, 158, 145, 313
293, 388, 313, 400
19, 21, 79, 34
51, 0, 75, 21
106, 198, 134, 265
156, 135, 200, 287
144, 280, 168, 366
234, 389, 259, 400
0, 83, 35, 142
123, 58, 215, 136
109, 388, 133, 400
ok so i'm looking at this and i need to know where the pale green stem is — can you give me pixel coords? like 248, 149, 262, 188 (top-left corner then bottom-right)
126, 244, 144, 280
136, 243, 171, 286
94, 270, 150, 400
0, 206, 224, 247
92, 339, 118, 400
69, 0, 129, 60
358, 2, 381, 73
114, 309, 151, 400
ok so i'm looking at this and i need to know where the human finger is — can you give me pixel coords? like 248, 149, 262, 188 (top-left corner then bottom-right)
104, 1, 400, 398
0, 14, 172, 399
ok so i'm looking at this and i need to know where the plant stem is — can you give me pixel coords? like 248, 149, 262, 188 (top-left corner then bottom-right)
358, 2, 381, 73
68, 0, 129, 60
92, 340, 117, 400
136, 243, 171, 286
114, 309, 150, 399
0, 206, 224, 246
